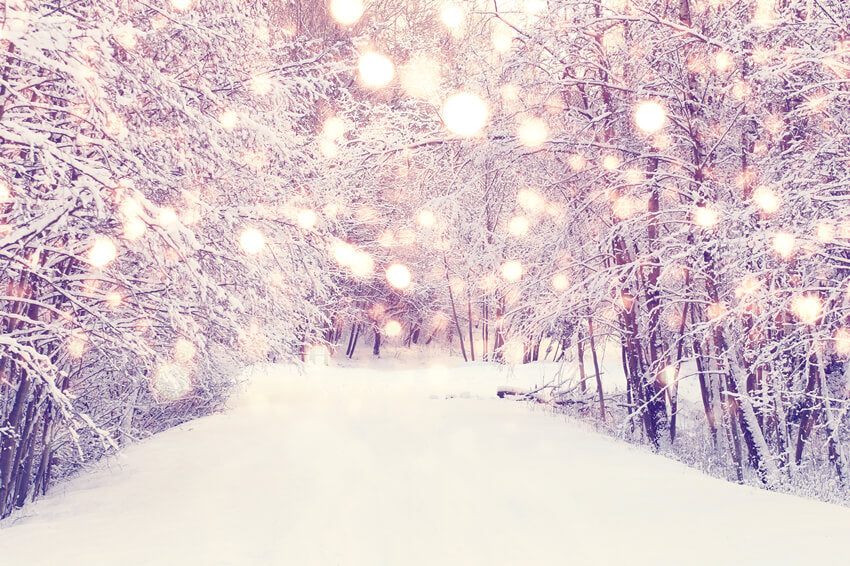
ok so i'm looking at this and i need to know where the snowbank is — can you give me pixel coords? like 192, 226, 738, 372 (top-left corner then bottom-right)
1, 362, 848, 565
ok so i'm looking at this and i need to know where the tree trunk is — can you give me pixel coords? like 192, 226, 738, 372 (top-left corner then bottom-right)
587, 319, 605, 421
373, 329, 381, 357
576, 331, 586, 393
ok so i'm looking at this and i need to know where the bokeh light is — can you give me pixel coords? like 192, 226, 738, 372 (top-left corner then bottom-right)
386, 263, 412, 289
88, 237, 118, 268
441, 5, 464, 29
771, 232, 795, 259
330, 0, 364, 25
174, 338, 197, 365
552, 273, 569, 291
517, 188, 544, 213
508, 216, 530, 237
240, 228, 266, 255
358, 52, 395, 88
250, 74, 274, 96
442, 93, 488, 137
297, 209, 318, 229
714, 50, 734, 72
836, 328, 850, 356
219, 109, 238, 129
416, 210, 437, 228
693, 206, 719, 228
517, 117, 548, 148
634, 101, 666, 134
753, 186, 780, 213
384, 320, 403, 337
501, 260, 523, 281
791, 295, 822, 325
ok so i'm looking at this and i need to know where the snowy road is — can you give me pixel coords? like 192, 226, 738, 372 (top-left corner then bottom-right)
1, 363, 849, 565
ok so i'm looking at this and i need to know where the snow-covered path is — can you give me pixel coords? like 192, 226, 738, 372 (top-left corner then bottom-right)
2, 362, 849, 565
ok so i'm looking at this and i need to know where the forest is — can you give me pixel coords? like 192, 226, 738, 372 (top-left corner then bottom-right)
2, 0, 850, 521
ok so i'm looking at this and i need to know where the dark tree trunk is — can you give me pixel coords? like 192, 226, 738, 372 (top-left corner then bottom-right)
587, 319, 605, 421
373, 329, 381, 357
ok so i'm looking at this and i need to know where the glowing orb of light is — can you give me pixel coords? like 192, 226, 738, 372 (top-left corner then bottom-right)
791, 295, 822, 325
174, 338, 197, 364
602, 155, 620, 170
153, 363, 193, 400
297, 209, 318, 229
508, 216, 530, 237
416, 210, 436, 228
330, 0, 364, 25
612, 196, 640, 219
501, 260, 523, 281
113, 24, 137, 50
88, 237, 118, 268
323, 116, 346, 139
707, 302, 726, 320
714, 50, 734, 73
625, 168, 644, 184
333, 241, 356, 265
693, 206, 719, 228
386, 263, 412, 289
384, 320, 403, 337
171, 0, 192, 10
732, 80, 751, 100
771, 232, 795, 259
323, 203, 340, 218
492, 23, 514, 52
517, 117, 549, 148
319, 138, 339, 158
816, 222, 835, 243
255, 25, 270, 43
159, 207, 178, 226
123, 216, 146, 241
525, 0, 547, 14
568, 153, 586, 171
105, 291, 123, 308
441, 92, 488, 137
449, 277, 465, 294
441, 5, 465, 28
552, 273, 569, 291
68, 336, 86, 358
105, 113, 126, 139
735, 275, 761, 298
835, 328, 850, 356
634, 101, 667, 134
358, 52, 395, 88
239, 228, 266, 255
250, 74, 274, 96
350, 250, 375, 277
517, 188, 544, 213
752, 186, 780, 214
219, 109, 238, 130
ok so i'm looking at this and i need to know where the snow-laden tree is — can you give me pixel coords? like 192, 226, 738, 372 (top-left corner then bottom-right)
0, 0, 349, 517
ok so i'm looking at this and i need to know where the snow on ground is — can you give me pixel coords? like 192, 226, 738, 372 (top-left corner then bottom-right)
1, 359, 849, 565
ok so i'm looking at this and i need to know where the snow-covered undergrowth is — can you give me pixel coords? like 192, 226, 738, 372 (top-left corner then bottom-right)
1, 360, 849, 565
355, 346, 850, 505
